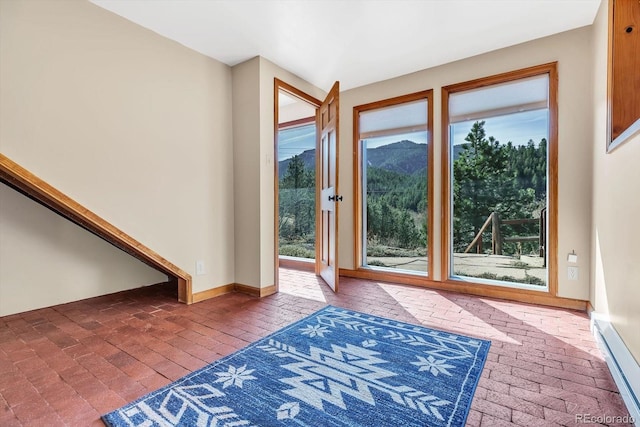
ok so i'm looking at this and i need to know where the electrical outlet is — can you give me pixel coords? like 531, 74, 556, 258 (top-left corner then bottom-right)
196, 260, 205, 276
568, 266, 578, 281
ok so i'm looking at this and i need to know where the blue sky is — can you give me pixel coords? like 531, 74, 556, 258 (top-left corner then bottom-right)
278, 109, 548, 161
278, 124, 316, 161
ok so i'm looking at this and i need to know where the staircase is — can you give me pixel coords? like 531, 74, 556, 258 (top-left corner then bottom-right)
0, 153, 192, 303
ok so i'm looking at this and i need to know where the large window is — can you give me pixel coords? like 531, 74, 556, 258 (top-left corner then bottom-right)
443, 64, 557, 292
354, 91, 433, 276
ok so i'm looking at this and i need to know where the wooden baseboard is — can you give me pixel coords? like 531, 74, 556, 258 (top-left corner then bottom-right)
234, 283, 277, 298
191, 283, 277, 303
192, 283, 235, 303
190, 270, 586, 311
234, 283, 260, 297
340, 268, 587, 311
258, 284, 277, 297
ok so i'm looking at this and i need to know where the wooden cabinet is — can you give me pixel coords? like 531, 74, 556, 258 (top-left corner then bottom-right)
608, 0, 640, 150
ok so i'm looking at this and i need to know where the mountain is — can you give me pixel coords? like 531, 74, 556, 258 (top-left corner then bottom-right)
365, 140, 426, 175
452, 144, 467, 160
278, 148, 316, 179
279, 140, 429, 178
277, 140, 476, 179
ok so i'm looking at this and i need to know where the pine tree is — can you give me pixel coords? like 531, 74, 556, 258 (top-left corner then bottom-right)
279, 155, 314, 239
452, 121, 541, 253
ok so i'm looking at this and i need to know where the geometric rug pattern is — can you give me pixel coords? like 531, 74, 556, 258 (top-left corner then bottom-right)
103, 305, 490, 426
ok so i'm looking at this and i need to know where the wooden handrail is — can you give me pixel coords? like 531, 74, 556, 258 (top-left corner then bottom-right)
464, 210, 545, 260
504, 236, 540, 243
464, 213, 494, 253
502, 218, 538, 225
491, 211, 502, 255
0, 153, 192, 304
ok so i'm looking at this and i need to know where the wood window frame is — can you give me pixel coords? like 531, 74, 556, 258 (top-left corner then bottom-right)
279, 116, 315, 130
353, 90, 434, 281
441, 63, 560, 302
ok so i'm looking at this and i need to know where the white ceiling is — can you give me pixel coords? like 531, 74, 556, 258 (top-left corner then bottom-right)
90, 0, 601, 92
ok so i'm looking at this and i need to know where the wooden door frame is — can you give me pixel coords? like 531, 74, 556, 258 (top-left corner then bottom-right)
273, 79, 321, 292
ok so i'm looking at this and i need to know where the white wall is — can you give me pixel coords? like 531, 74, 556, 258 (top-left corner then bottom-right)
590, 0, 640, 362
231, 56, 325, 289
232, 57, 262, 288
0, 0, 235, 312
339, 27, 594, 300
0, 185, 166, 316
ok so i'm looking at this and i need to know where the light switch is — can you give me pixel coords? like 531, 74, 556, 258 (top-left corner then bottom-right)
196, 260, 205, 276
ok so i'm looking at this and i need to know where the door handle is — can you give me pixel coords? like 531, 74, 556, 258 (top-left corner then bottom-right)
328, 195, 343, 202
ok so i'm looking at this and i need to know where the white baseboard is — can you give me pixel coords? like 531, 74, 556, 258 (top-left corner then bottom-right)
591, 313, 639, 426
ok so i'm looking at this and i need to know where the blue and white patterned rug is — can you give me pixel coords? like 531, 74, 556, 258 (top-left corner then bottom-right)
103, 306, 490, 427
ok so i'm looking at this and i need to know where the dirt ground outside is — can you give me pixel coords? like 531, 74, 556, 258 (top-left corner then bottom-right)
366, 253, 546, 285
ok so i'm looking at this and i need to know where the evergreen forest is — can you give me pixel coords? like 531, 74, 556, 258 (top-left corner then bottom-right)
278, 120, 548, 281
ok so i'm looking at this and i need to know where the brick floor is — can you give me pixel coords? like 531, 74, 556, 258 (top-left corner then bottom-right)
0, 268, 633, 426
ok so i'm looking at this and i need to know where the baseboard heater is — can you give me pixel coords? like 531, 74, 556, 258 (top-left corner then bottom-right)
591, 314, 639, 426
